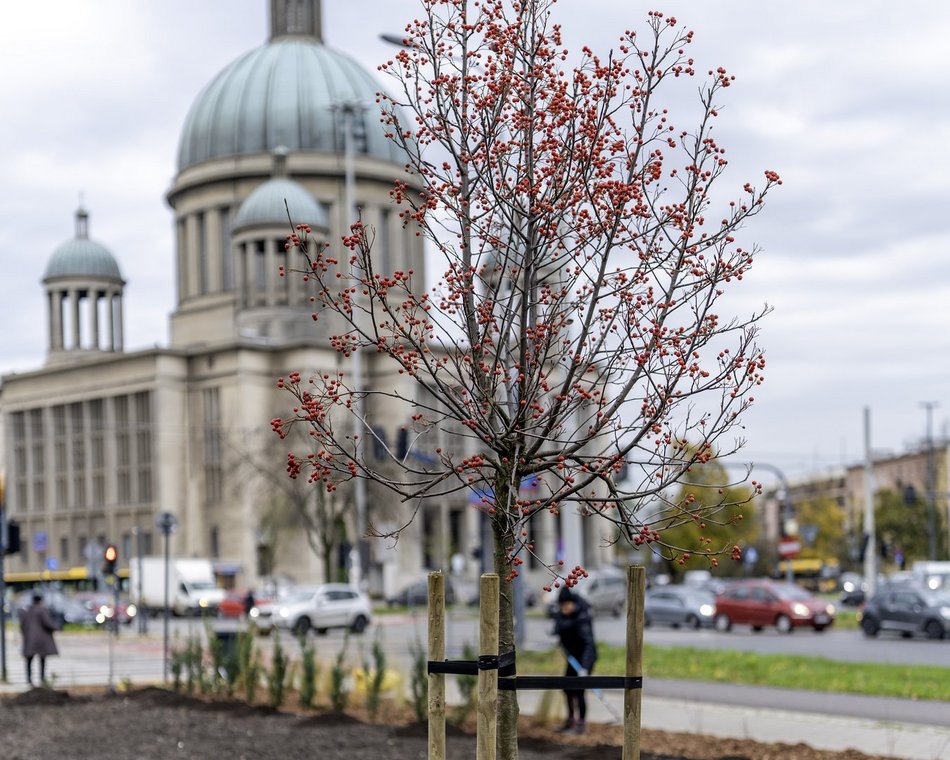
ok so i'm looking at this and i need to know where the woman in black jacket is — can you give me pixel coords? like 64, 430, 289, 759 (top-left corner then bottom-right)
552, 586, 597, 734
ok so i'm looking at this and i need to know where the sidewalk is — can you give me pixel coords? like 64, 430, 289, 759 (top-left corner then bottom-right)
511, 679, 950, 760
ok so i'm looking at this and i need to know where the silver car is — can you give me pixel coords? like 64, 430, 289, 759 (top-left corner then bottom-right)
644, 586, 716, 629
251, 584, 371, 636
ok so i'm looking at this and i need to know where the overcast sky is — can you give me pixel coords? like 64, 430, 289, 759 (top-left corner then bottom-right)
1, 1, 948, 483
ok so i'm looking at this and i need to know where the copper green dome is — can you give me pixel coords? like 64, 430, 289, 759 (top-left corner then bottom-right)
43, 209, 123, 283
176, 38, 401, 171
234, 176, 328, 229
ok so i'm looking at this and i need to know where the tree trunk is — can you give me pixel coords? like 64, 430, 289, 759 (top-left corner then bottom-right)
491, 514, 519, 760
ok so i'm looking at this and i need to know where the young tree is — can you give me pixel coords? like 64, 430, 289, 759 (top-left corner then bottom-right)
275, 2, 779, 754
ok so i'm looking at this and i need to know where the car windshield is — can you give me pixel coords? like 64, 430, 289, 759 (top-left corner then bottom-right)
772, 585, 811, 601
190, 581, 218, 591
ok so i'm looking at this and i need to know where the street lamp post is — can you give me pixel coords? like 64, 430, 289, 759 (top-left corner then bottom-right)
156, 511, 178, 682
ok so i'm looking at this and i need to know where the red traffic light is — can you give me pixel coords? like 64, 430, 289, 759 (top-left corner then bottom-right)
103, 544, 118, 576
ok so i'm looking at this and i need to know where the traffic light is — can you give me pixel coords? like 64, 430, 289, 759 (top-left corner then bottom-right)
102, 544, 118, 576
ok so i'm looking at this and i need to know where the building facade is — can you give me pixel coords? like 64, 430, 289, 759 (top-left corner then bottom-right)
1, 0, 615, 595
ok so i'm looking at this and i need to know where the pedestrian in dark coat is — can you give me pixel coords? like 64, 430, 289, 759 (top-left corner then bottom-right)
552, 585, 598, 734
243, 589, 256, 617
20, 592, 59, 686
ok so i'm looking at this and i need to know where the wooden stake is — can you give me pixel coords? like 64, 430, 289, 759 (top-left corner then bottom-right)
477, 573, 499, 760
622, 565, 645, 760
428, 571, 446, 760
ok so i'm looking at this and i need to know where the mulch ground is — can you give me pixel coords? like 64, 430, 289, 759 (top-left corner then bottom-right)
0, 687, 898, 760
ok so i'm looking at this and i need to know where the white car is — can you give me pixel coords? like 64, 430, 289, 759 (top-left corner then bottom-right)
250, 584, 371, 636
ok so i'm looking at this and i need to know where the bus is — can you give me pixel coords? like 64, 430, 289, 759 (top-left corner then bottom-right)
774, 557, 840, 593
3, 565, 129, 594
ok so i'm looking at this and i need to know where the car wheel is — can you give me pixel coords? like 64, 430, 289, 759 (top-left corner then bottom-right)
612, 604, 622, 619
714, 613, 731, 632
924, 619, 945, 640
814, 624, 829, 632
351, 615, 368, 634
315, 628, 328, 636
861, 616, 879, 638
685, 614, 701, 630
643, 613, 652, 628
775, 614, 793, 634
293, 616, 311, 637
751, 625, 764, 633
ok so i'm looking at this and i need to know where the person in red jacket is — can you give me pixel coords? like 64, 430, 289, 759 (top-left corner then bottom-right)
552, 585, 598, 734
20, 593, 59, 687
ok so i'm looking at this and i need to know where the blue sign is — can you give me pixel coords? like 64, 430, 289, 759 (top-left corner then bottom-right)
32, 530, 48, 552
45, 557, 59, 571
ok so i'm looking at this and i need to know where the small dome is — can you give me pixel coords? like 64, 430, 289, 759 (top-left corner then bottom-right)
234, 177, 328, 230
177, 39, 402, 171
44, 209, 123, 283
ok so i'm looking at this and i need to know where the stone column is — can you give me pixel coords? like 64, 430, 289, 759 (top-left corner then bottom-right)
205, 207, 221, 293
88, 290, 100, 350
70, 289, 81, 349
234, 241, 246, 308
265, 238, 277, 307
49, 291, 64, 351
106, 289, 115, 350
114, 293, 124, 351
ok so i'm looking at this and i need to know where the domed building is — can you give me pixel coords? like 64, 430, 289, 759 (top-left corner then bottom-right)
0, 0, 475, 596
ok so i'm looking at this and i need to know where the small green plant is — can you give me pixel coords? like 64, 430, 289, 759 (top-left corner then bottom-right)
184, 635, 205, 696
453, 642, 477, 725
170, 648, 185, 692
330, 635, 350, 713
267, 633, 289, 707
298, 635, 318, 709
364, 629, 387, 718
408, 638, 427, 723
237, 628, 261, 703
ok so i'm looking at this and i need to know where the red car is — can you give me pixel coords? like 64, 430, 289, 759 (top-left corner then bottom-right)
714, 580, 835, 633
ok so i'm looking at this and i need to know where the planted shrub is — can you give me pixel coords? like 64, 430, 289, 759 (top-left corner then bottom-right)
299, 636, 318, 709
409, 638, 427, 723
267, 633, 289, 707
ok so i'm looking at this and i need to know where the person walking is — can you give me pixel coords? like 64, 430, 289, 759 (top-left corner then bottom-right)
20, 592, 59, 687
552, 585, 598, 735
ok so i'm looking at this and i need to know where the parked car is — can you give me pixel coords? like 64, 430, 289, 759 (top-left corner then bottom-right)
714, 580, 835, 633
387, 578, 457, 607
545, 567, 628, 618
218, 588, 277, 619
251, 584, 371, 636
859, 587, 950, 639
644, 587, 716, 629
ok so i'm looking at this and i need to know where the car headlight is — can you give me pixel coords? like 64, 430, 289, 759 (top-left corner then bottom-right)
825, 604, 835, 616
940, 607, 950, 620
249, 607, 260, 618
842, 581, 855, 593
126, 604, 137, 617
279, 607, 290, 618
792, 603, 810, 617
699, 604, 714, 617
199, 599, 209, 608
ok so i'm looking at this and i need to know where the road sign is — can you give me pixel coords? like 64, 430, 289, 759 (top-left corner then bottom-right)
32, 531, 48, 553
778, 538, 801, 559
45, 557, 59, 571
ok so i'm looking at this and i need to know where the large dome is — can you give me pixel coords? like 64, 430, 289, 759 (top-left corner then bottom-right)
177, 39, 401, 171
44, 209, 123, 283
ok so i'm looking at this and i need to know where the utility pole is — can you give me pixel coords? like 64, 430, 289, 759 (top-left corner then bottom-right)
337, 101, 370, 591
863, 407, 876, 599
921, 401, 939, 561
0, 503, 8, 684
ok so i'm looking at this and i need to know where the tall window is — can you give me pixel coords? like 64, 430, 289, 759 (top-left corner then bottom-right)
176, 219, 187, 301
197, 212, 208, 295
134, 392, 153, 503
203, 387, 223, 504
115, 396, 132, 504
89, 399, 106, 506
30, 409, 45, 510
12, 412, 27, 510
60, 536, 69, 564
53, 406, 68, 508
70, 402, 86, 508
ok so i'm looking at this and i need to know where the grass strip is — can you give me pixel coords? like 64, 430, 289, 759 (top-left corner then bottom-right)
518, 643, 950, 702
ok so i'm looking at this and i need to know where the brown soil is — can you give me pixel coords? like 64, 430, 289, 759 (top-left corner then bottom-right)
0, 687, 898, 760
